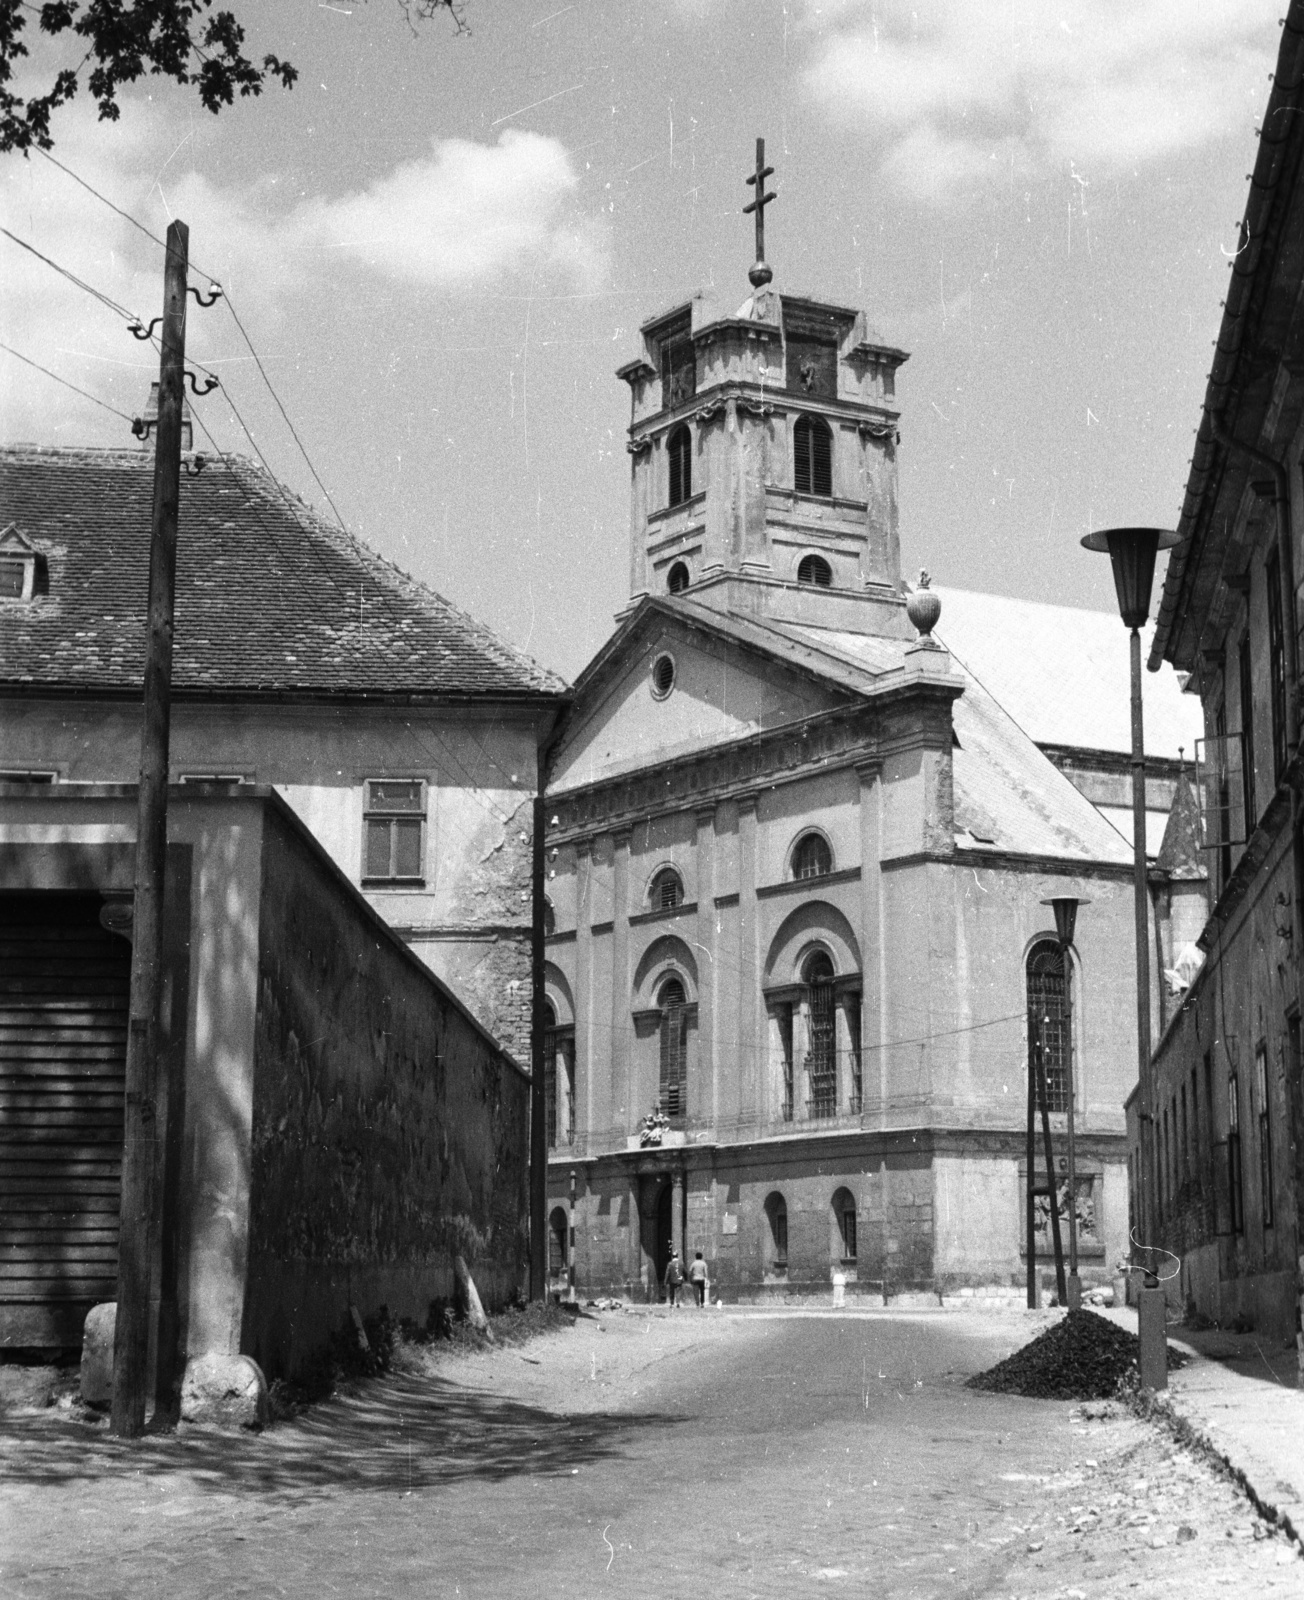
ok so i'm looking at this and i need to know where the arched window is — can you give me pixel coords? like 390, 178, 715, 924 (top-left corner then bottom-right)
832, 1186, 857, 1262
794, 415, 833, 497
797, 554, 832, 588
804, 951, 837, 1119
667, 560, 690, 594
649, 866, 684, 910
764, 1192, 788, 1272
659, 976, 688, 1120
668, 424, 692, 507
792, 832, 832, 880
549, 1205, 569, 1279
1027, 940, 1071, 1113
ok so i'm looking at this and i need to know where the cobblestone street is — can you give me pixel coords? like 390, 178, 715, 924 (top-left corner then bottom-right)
2, 1309, 1300, 1599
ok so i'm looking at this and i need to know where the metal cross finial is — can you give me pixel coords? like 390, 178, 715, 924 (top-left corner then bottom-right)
743, 136, 776, 288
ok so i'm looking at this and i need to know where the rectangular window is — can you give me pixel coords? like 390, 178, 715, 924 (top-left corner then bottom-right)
779, 1005, 794, 1122
1228, 1071, 1244, 1235
1256, 1042, 1274, 1228
363, 779, 426, 884
1214, 702, 1233, 889
1267, 552, 1288, 784
1239, 633, 1257, 833
846, 992, 863, 1115
659, 1002, 688, 1121
659, 315, 696, 409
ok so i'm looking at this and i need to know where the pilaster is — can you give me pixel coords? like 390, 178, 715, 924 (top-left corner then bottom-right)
575, 839, 594, 1145
737, 793, 760, 1129
612, 828, 631, 1134
856, 760, 886, 1127
694, 806, 718, 1131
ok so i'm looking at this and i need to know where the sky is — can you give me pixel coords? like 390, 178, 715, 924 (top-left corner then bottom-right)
0, 0, 1287, 680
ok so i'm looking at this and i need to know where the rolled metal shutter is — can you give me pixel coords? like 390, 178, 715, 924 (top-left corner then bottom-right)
0, 894, 129, 1347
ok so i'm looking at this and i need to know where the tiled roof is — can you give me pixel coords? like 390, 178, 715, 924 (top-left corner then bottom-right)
0, 446, 567, 701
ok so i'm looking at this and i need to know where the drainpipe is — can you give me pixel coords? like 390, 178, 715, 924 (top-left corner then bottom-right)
1210, 413, 1304, 1375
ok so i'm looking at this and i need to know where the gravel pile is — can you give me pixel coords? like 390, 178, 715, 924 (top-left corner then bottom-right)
967, 1309, 1184, 1400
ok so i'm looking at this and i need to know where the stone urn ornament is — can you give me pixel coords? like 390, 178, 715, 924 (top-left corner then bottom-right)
906, 568, 942, 645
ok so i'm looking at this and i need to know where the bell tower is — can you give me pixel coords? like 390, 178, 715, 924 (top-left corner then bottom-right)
618, 140, 911, 637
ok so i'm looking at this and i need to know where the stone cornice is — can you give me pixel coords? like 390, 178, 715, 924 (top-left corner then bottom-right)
756, 865, 861, 900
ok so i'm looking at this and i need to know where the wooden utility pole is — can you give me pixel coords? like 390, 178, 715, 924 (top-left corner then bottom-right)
529, 783, 548, 1298
112, 219, 188, 1437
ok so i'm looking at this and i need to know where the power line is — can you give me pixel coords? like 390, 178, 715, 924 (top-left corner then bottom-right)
0, 227, 141, 324
0, 341, 135, 423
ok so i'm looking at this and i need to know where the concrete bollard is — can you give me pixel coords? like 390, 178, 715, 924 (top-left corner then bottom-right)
1137, 1283, 1168, 1390
80, 1301, 117, 1408
832, 1271, 846, 1309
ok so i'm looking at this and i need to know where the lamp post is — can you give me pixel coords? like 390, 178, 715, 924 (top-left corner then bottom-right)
1080, 526, 1177, 1384
1041, 894, 1088, 1311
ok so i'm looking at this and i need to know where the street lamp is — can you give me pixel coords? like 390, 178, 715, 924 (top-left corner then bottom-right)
1041, 894, 1088, 1311
1081, 526, 1177, 1384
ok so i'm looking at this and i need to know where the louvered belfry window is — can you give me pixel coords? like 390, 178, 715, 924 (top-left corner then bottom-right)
1027, 941, 1070, 1113
805, 953, 837, 1118
659, 978, 688, 1120
794, 416, 833, 497
668, 425, 692, 507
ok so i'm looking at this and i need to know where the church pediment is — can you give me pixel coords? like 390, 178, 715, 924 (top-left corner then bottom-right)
549, 599, 862, 793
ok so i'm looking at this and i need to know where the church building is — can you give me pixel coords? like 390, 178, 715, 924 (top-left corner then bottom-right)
541, 156, 1193, 1304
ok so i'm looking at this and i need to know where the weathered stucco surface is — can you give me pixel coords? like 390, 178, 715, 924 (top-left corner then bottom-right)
243, 804, 529, 1381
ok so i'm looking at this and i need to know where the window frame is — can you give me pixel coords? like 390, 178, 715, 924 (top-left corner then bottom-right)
1267, 552, 1288, 784
791, 831, 833, 880
1238, 632, 1257, 833
832, 1187, 857, 1263
804, 951, 837, 1119
1027, 940, 1072, 1114
1228, 1070, 1244, 1235
658, 976, 689, 1122
793, 414, 833, 497
1255, 1041, 1274, 1229
667, 560, 690, 594
362, 777, 428, 886
648, 866, 685, 911
667, 423, 693, 508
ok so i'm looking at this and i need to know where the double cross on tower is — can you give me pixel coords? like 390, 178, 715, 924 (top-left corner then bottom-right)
743, 137, 776, 289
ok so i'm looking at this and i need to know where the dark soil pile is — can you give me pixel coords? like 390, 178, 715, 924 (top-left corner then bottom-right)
967, 1310, 1185, 1400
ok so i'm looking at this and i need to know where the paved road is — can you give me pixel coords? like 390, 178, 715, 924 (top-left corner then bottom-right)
2, 1308, 1301, 1598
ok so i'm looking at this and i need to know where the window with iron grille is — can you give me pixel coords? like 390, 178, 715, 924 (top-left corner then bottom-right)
1228, 1071, 1244, 1234
792, 832, 832, 879
649, 867, 685, 910
805, 953, 837, 1118
1267, 553, 1287, 784
659, 978, 688, 1120
1255, 1043, 1273, 1228
363, 779, 426, 884
833, 1187, 857, 1261
1239, 633, 1257, 832
668, 424, 693, 507
1027, 941, 1070, 1113
794, 415, 833, 497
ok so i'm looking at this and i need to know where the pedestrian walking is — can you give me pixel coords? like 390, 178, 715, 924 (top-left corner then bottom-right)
688, 1250, 708, 1307
664, 1250, 684, 1307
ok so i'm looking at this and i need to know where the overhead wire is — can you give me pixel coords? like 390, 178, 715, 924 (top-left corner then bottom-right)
1, 226, 143, 324
0, 340, 135, 423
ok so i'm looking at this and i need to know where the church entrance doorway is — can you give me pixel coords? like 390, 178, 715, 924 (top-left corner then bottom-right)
655, 1183, 673, 1293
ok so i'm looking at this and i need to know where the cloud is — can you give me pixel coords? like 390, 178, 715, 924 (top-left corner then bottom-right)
805, 0, 1281, 199
0, 118, 609, 444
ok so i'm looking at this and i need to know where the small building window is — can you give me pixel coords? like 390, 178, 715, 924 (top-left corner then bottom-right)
832, 1186, 857, 1262
542, 897, 556, 936
651, 653, 676, 698
794, 415, 833, 497
1255, 1042, 1273, 1228
0, 526, 43, 601
1027, 941, 1071, 1113
1228, 1071, 1244, 1234
668, 424, 693, 507
805, 951, 837, 1119
649, 867, 685, 910
792, 832, 832, 879
1238, 632, 1257, 832
1267, 552, 1287, 785
548, 1205, 569, 1280
797, 554, 832, 588
363, 778, 426, 884
667, 561, 690, 594
659, 977, 689, 1121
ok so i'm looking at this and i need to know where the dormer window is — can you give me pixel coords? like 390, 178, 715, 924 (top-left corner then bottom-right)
794, 417, 833, 497
0, 526, 43, 601
668, 425, 693, 507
